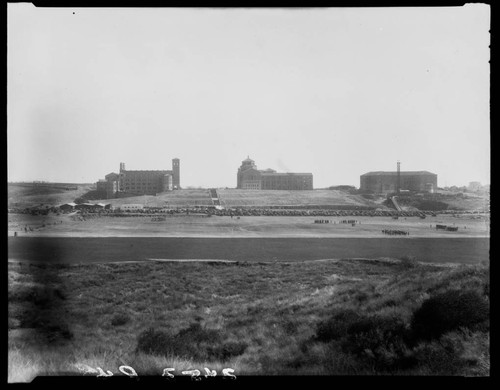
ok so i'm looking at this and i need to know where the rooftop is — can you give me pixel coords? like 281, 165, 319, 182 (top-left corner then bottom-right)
123, 170, 172, 174
361, 171, 436, 176
242, 156, 255, 163
260, 172, 313, 176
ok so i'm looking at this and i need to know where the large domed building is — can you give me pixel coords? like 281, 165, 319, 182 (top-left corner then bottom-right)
237, 157, 313, 190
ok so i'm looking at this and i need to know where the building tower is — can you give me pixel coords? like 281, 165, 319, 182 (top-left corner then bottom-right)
237, 156, 257, 188
120, 162, 126, 172
172, 158, 180, 189
397, 160, 401, 194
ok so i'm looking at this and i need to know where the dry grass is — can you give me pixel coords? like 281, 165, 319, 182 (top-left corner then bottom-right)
8, 258, 489, 381
93, 189, 214, 208
217, 189, 378, 208
92, 189, 380, 209
8, 184, 92, 208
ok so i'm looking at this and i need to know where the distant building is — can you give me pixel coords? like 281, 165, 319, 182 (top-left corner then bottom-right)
468, 181, 482, 192
96, 159, 180, 198
237, 157, 313, 190
360, 171, 437, 194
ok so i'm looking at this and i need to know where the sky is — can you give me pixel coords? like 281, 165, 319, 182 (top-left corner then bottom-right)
8, 5, 490, 188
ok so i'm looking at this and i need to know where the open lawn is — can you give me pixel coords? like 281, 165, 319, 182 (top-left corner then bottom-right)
8, 258, 489, 381
93, 189, 214, 208
7, 213, 490, 238
216, 189, 383, 208
92, 189, 383, 209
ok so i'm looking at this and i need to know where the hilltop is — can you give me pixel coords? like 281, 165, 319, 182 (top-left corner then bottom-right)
216, 189, 385, 208
8, 184, 490, 213
8, 183, 93, 208
87, 189, 388, 210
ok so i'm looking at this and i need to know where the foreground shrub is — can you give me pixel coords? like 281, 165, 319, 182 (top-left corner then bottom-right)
136, 327, 205, 360
483, 281, 489, 298
207, 341, 248, 361
410, 290, 489, 342
315, 309, 363, 342
136, 323, 246, 361
411, 330, 489, 375
341, 314, 414, 370
176, 322, 222, 343
136, 328, 177, 357
43, 323, 74, 344
400, 255, 418, 268
315, 310, 414, 371
8, 317, 21, 329
9, 287, 61, 306
110, 312, 131, 327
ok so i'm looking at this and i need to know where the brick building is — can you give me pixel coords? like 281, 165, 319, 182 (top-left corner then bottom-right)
96, 159, 180, 198
360, 171, 437, 194
237, 157, 313, 190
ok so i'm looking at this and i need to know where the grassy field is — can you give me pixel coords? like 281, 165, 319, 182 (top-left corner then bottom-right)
91, 189, 383, 209
438, 194, 490, 212
93, 189, 214, 208
8, 258, 489, 381
217, 189, 382, 208
7, 213, 490, 238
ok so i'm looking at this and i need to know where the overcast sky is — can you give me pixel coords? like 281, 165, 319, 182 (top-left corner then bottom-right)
8, 4, 490, 188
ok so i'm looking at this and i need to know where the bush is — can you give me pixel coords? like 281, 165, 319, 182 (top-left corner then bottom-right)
176, 322, 222, 344
136, 328, 177, 357
400, 255, 418, 268
282, 319, 299, 335
410, 290, 489, 342
340, 314, 413, 370
110, 312, 131, 326
315, 309, 363, 342
412, 332, 469, 375
8, 317, 21, 329
316, 311, 414, 371
136, 323, 247, 361
53, 288, 66, 300
10, 288, 53, 306
207, 341, 248, 361
44, 323, 74, 343
483, 281, 489, 298
354, 291, 369, 304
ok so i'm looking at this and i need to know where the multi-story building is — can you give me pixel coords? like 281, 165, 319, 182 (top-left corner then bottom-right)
237, 157, 313, 190
118, 164, 173, 195
96, 159, 180, 198
468, 181, 482, 192
360, 171, 437, 194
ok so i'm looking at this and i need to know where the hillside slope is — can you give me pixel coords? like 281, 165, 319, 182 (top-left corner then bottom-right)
8, 184, 93, 208
217, 189, 385, 208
